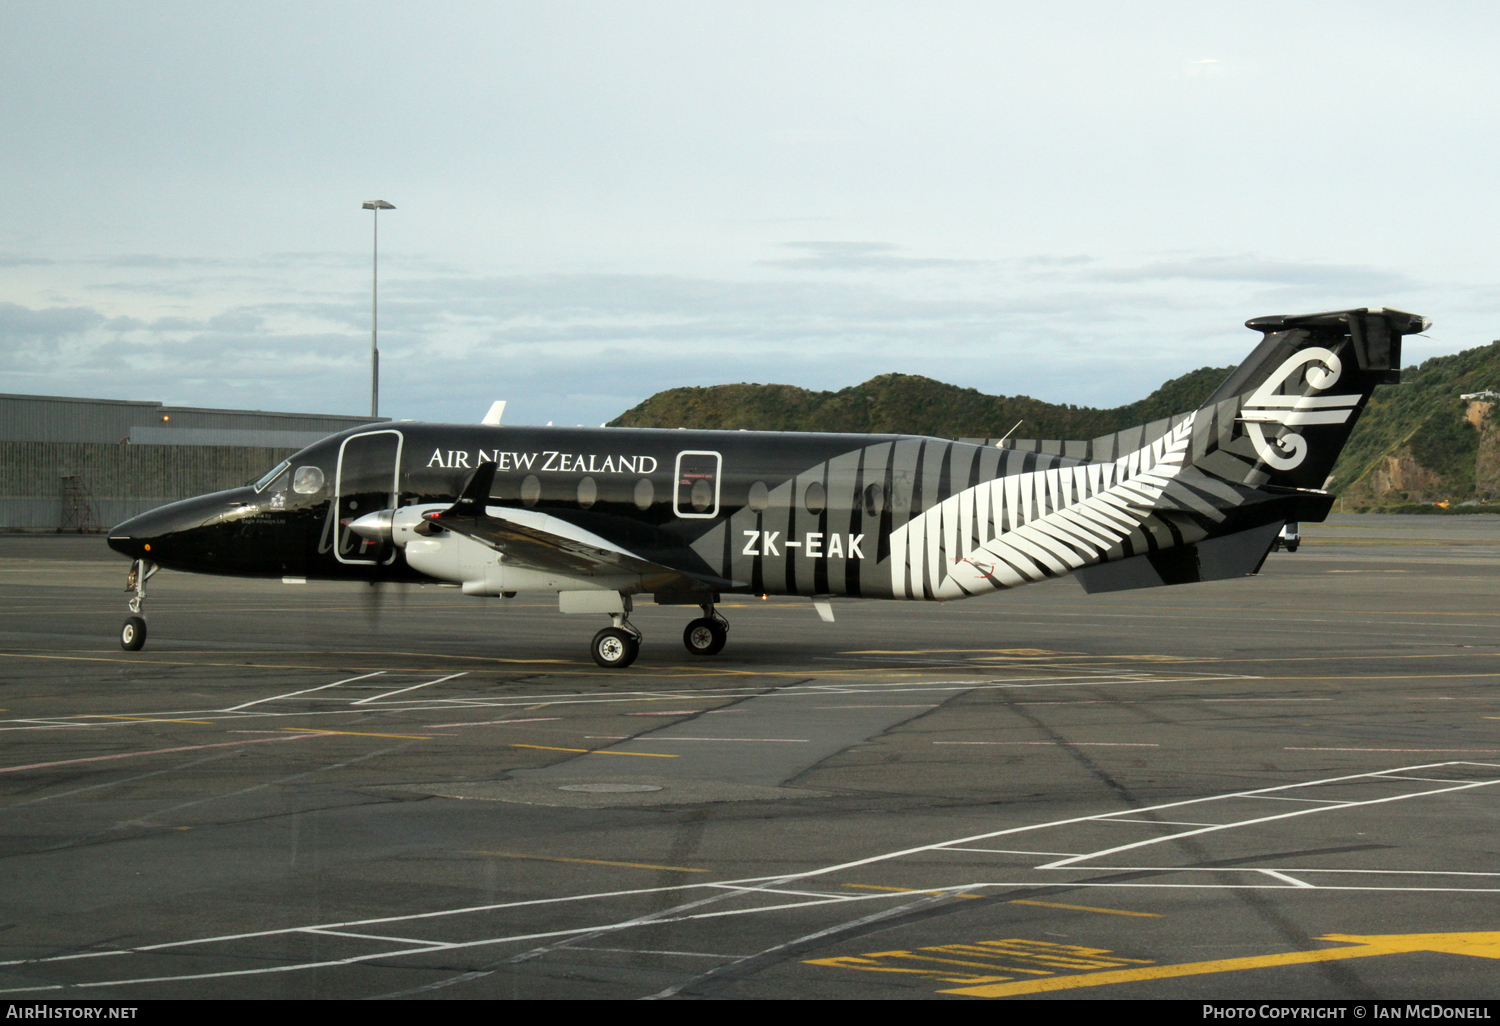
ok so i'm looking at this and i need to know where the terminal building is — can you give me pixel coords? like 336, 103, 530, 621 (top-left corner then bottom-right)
0, 393, 384, 531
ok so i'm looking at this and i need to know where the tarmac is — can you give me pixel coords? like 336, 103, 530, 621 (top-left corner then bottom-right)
1, 513, 1499, 1000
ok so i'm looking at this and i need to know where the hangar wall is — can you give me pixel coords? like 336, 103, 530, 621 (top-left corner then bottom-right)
0, 394, 385, 531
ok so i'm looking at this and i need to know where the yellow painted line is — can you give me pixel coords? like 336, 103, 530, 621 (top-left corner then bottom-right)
470, 850, 706, 873
843, 884, 982, 899
1007, 899, 1161, 918
939, 931, 1500, 998
510, 743, 677, 758
89, 716, 216, 725
280, 727, 441, 740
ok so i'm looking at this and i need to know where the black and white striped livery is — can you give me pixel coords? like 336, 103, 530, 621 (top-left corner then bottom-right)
107, 307, 1428, 665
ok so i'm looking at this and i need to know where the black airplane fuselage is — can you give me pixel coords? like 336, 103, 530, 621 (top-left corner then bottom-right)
107, 424, 964, 598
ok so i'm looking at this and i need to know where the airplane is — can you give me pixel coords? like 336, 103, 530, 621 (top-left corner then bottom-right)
107, 306, 1427, 668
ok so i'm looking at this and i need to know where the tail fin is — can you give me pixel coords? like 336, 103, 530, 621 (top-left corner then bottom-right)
1189, 307, 1429, 491
1073, 307, 1427, 594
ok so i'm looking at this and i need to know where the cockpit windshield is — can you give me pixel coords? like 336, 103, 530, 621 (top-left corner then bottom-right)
253, 459, 292, 493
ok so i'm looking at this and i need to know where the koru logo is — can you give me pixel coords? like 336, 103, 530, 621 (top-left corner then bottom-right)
1237, 347, 1360, 471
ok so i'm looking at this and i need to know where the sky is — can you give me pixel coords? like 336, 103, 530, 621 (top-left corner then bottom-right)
3, 1, 1498, 426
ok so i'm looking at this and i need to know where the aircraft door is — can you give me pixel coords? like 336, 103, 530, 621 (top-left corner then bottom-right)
674, 450, 721, 519
334, 430, 403, 564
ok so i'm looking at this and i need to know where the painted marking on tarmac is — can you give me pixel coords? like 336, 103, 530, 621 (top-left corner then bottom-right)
937, 931, 1500, 998
471, 851, 708, 873
807, 939, 1151, 986
0, 733, 319, 774
351, 672, 468, 705
934, 741, 1160, 747
427, 717, 562, 728
280, 727, 450, 740
511, 744, 677, 758
842, 884, 982, 899
1007, 899, 1160, 917
624, 737, 810, 743
222, 671, 386, 712
1288, 747, 1500, 753
0, 669, 1254, 731
88, 716, 217, 725
9, 761, 1500, 995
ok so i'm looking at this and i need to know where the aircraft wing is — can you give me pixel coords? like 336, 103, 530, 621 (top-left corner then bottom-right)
428, 462, 695, 587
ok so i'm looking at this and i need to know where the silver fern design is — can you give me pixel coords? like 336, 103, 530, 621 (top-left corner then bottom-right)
892, 414, 1199, 599
1236, 347, 1362, 471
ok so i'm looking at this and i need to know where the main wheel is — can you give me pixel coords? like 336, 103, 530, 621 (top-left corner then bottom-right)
121, 616, 147, 651
1285, 540, 1299, 552
591, 627, 640, 668
682, 617, 727, 656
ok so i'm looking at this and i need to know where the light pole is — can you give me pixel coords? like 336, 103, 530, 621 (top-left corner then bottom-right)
362, 200, 395, 417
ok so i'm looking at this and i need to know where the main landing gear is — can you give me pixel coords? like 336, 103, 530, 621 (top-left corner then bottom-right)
121, 558, 157, 651
586, 599, 732, 668
591, 611, 643, 669
682, 603, 728, 657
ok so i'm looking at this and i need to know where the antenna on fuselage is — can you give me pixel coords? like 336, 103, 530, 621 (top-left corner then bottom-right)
481, 401, 506, 426
995, 419, 1024, 445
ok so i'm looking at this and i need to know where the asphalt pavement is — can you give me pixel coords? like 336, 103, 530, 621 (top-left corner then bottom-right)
2, 514, 1499, 1000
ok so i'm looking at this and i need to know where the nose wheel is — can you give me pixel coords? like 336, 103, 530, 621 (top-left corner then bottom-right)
120, 558, 157, 651
682, 603, 729, 656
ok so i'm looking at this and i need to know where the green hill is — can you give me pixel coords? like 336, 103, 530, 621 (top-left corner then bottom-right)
610, 343, 1500, 508
609, 366, 1235, 440
1330, 341, 1500, 508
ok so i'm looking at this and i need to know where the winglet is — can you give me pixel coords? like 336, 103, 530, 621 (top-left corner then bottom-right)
442, 461, 498, 519
481, 400, 506, 426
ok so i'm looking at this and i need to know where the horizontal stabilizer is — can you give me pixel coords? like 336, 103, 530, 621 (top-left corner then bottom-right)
1074, 520, 1284, 595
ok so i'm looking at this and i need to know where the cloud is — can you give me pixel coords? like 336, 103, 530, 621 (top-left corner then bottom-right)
1069, 255, 1421, 293
760, 241, 992, 272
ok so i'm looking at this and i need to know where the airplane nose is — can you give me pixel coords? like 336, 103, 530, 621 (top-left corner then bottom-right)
107, 490, 247, 564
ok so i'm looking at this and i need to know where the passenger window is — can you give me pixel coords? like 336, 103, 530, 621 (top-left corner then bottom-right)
633, 478, 654, 510
863, 483, 884, 517
292, 466, 325, 495
577, 476, 597, 509
748, 481, 769, 512
521, 475, 542, 507
804, 480, 826, 514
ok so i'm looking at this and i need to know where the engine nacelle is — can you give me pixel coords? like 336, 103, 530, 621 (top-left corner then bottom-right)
403, 529, 634, 597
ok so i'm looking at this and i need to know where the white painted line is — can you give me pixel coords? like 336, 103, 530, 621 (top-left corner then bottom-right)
222, 672, 385, 712
705, 884, 853, 899
1378, 774, 1492, 784
570, 947, 749, 959
301, 928, 450, 947
351, 673, 467, 706
1099, 819, 1219, 827
937, 848, 1086, 857
1038, 777, 1500, 870
427, 717, 561, 728
1257, 869, 1314, 888
1243, 795, 1354, 804
1288, 747, 1500, 753
15, 759, 1498, 994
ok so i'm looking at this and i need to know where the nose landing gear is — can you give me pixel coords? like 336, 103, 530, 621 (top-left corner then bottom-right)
682, 602, 729, 656
121, 558, 157, 651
